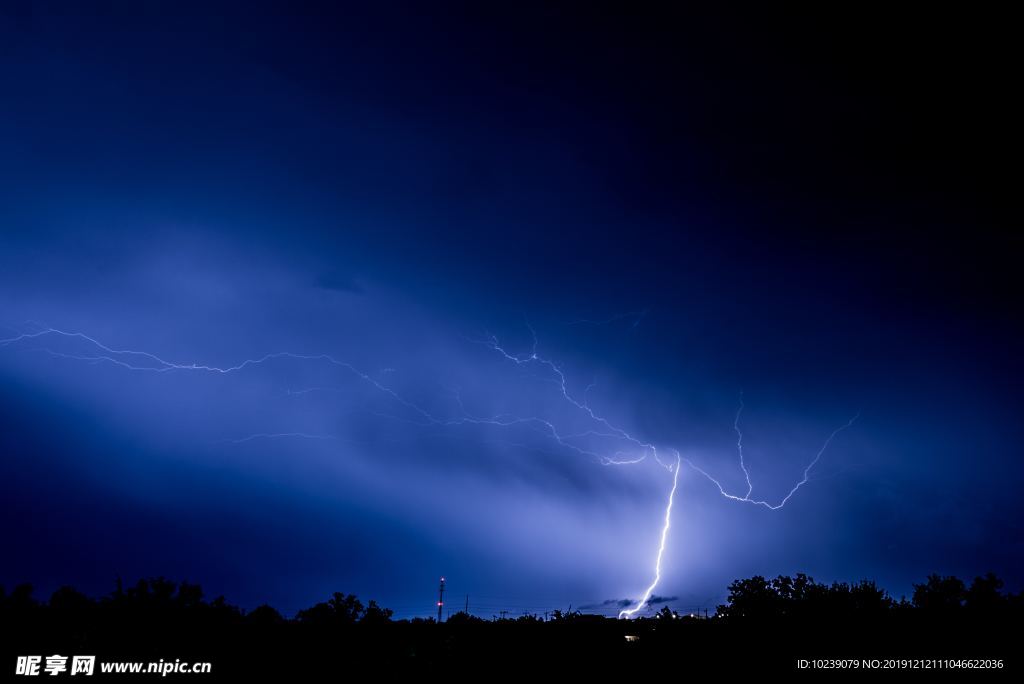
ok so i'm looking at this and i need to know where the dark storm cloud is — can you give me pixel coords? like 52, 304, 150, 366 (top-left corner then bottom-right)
579, 599, 634, 610
0, 2, 1019, 619
579, 595, 677, 611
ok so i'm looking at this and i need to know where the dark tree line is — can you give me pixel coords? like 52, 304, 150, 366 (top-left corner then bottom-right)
715, 572, 1021, 620
2, 573, 1018, 675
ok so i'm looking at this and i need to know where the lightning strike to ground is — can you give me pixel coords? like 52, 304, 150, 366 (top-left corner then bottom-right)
618, 451, 681, 619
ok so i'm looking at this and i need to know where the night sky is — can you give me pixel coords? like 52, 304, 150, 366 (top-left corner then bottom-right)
1, 3, 1020, 619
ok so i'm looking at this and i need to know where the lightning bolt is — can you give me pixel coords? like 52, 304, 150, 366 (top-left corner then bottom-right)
617, 451, 681, 619
1, 324, 858, 619
735, 391, 753, 498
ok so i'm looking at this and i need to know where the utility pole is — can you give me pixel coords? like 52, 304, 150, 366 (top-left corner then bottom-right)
465, 594, 469, 615
437, 576, 445, 623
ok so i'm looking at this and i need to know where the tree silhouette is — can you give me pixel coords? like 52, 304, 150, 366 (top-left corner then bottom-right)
912, 574, 966, 612
966, 572, 1005, 612
361, 600, 394, 625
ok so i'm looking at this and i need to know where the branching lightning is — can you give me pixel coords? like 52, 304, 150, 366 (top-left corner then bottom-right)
1, 324, 859, 618
0, 327, 438, 424
468, 326, 675, 474
682, 413, 860, 511
469, 330, 857, 615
